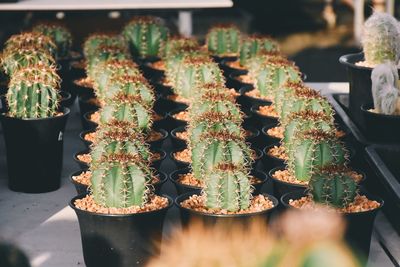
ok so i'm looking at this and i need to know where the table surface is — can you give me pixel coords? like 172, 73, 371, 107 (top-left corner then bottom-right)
0, 0, 233, 10
0, 82, 398, 267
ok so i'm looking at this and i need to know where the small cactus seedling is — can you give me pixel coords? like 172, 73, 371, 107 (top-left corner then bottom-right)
371, 62, 400, 115
83, 34, 127, 60
6, 65, 60, 119
203, 163, 252, 212
3, 32, 57, 57
1, 47, 56, 76
309, 165, 358, 208
206, 25, 241, 57
162, 37, 200, 59
191, 129, 253, 179
287, 130, 349, 182
239, 35, 280, 67
122, 16, 169, 59
361, 12, 400, 65
85, 44, 129, 76
90, 122, 153, 164
33, 23, 72, 59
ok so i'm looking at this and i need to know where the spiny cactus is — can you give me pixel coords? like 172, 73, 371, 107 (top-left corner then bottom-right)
163, 37, 200, 59
33, 23, 72, 59
83, 34, 127, 60
206, 25, 241, 57
239, 35, 280, 67
1, 48, 56, 75
203, 163, 252, 212
168, 55, 225, 99
361, 12, 400, 65
287, 130, 349, 182
6, 65, 60, 119
248, 56, 301, 98
85, 44, 129, 75
191, 130, 253, 179
3, 32, 57, 57
371, 62, 400, 115
309, 165, 358, 208
122, 16, 169, 59
90, 122, 153, 164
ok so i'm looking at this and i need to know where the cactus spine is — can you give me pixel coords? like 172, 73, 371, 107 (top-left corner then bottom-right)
206, 25, 241, 56
361, 12, 400, 65
239, 35, 280, 67
6, 66, 60, 119
122, 16, 169, 59
309, 165, 358, 208
33, 23, 72, 59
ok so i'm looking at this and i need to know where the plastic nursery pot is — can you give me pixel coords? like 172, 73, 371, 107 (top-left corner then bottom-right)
70, 194, 173, 267
78, 95, 100, 130
148, 129, 169, 151
73, 149, 91, 170
153, 82, 174, 98
169, 149, 191, 174
79, 130, 94, 148
59, 90, 75, 108
70, 169, 90, 195
154, 95, 188, 119
169, 167, 200, 195
72, 78, 95, 99
251, 147, 263, 172
250, 103, 278, 129
170, 126, 188, 151
0, 108, 70, 193
219, 58, 248, 78
151, 114, 169, 132
83, 111, 98, 131
175, 191, 278, 227
361, 103, 400, 143
281, 190, 384, 258
227, 73, 254, 92
211, 55, 237, 63
165, 105, 189, 131
69, 60, 86, 82
262, 144, 286, 173
139, 62, 164, 83
261, 123, 281, 147
268, 166, 307, 201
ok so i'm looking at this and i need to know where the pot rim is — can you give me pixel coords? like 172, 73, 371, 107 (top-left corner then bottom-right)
175, 191, 279, 218
250, 104, 278, 119
361, 103, 400, 119
339, 52, 373, 70
261, 123, 281, 139
69, 193, 173, 217
0, 107, 70, 121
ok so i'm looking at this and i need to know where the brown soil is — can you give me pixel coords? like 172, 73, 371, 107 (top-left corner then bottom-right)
87, 97, 102, 108
74, 194, 169, 214
75, 77, 94, 88
176, 131, 188, 141
178, 173, 263, 188
355, 61, 374, 68
289, 195, 380, 213
257, 105, 278, 118
77, 153, 91, 164
336, 129, 346, 138
266, 126, 284, 139
83, 132, 96, 143
244, 90, 274, 102
167, 94, 190, 104
226, 60, 246, 70
173, 149, 191, 163
173, 111, 189, 121
71, 60, 86, 69
72, 171, 161, 187
147, 131, 164, 142
89, 111, 99, 123
267, 145, 288, 160
180, 194, 274, 215
149, 61, 166, 71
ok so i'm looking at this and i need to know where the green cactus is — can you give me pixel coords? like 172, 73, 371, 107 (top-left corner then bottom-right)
203, 163, 252, 212
287, 130, 349, 182
83, 34, 127, 60
206, 25, 241, 56
122, 16, 169, 59
85, 44, 129, 76
1, 48, 56, 76
309, 165, 358, 208
362, 12, 400, 65
3, 32, 57, 58
248, 56, 301, 98
191, 130, 252, 179
168, 55, 225, 99
6, 65, 60, 119
239, 35, 280, 67
33, 23, 72, 59
163, 37, 200, 59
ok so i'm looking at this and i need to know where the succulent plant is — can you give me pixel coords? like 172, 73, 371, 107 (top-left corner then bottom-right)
248, 56, 301, 98
287, 130, 349, 182
309, 165, 358, 208
206, 25, 241, 56
83, 34, 127, 60
33, 23, 72, 59
122, 16, 169, 59
162, 37, 200, 59
1, 47, 56, 76
203, 163, 252, 212
239, 35, 280, 67
3, 32, 57, 57
6, 65, 60, 119
191, 129, 252, 179
371, 62, 400, 115
85, 44, 130, 76
361, 12, 400, 65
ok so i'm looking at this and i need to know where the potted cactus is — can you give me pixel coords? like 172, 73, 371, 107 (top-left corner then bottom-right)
281, 165, 383, 256
0, 65, 70, 193
206, 24, 241, 61
339, 12, 400, 128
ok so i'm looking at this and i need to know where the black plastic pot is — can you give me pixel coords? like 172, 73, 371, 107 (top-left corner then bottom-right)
59, 91, 74, 108
73, 149, 91, 170
0, 108, 70, 193
140, 62, 164, 83
169, 149, 191, 172
170, 126, 188, 151
79, 130, 94, 148
281, 190, 383, 257
176, 191, 278, 227
70, 170, 90, 195
219, 59, 248, 78
72, 78, 95, 99
78, 95, 100, 130
165, 105, 189, 132
361, 103, 400, 143
70, 194, 172, 267
82, 111, 98, 131
261, 123, 281, 147
262, 144, 286, 173
153, 82, 174, 97
148, 129, 168, 151
249, 103, 278, 129
69, 60, 86, 83
211, 55, 237, 63
227, 73, 254, 92
268, 166, 306, 200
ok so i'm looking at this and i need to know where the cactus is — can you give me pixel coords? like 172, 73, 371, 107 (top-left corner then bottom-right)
361, 12, 400, 65
163, 37, 200, 59
206, 25, 241, 56
239, 35, 280, 67
3, 32, 56, 57
86, 44, 129, 76
168, 55, 225, 99
248, 56, 301, 98
6, 65, 60, 119
1, 48, 56, 75
203, 163, 252, 212
287, 130, 349, 182
33, 23, 72, 59
83, 34, 127, 60
122, 16, 169, 59
309, 165, 358, 208
191, 129, 252, 179
371, 62, 400, 115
